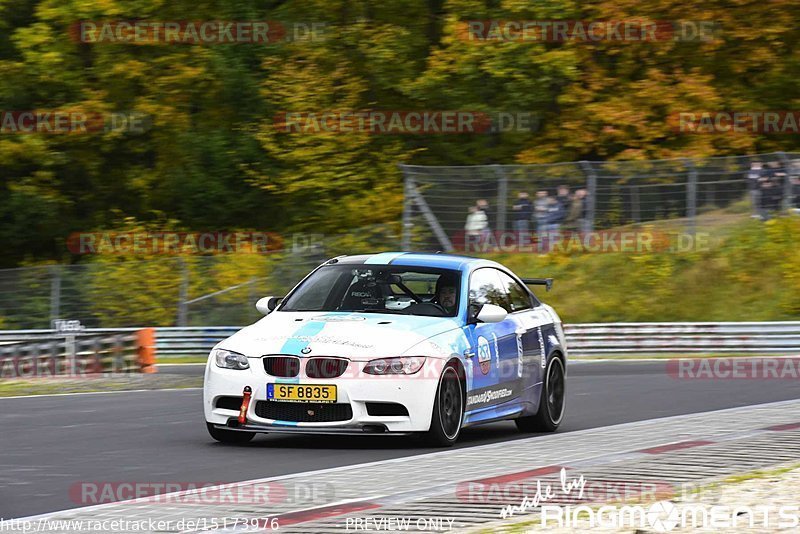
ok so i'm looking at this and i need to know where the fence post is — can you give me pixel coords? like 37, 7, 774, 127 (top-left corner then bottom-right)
400, 165, 413, 251
777, 151, 793, 210
248, 279, 257, 322
49, 265, 61, 326
494, 165, 508, 232
707, 182, 715, 208
631, 185, 641, 224
407, 178, 455, 252
65, 333, 76, 376
177, 258, 189, 327
579, 161, 597, 232
685, 158, 697, 236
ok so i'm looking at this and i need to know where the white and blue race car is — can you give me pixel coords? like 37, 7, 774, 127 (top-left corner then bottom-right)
204, 252, 567, 446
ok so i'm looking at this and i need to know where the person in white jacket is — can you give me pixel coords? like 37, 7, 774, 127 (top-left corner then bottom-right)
464, 205, 488, 237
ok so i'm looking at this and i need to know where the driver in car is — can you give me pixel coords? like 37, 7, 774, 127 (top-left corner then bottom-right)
434, 276, 458, 315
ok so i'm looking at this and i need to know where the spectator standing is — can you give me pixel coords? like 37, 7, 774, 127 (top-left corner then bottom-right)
547, 185, 570, 232
793, 176, 800, 212
771, 177, 784, 211
534, 190, 550, 252
464, 205, 488, 238
556, 185, 571, 211
567, 189, 589, 233
476, 199, 493, 231
511, 192, 533, 233
758, 176, 782, 220
747, 161, 763, 217
534, 190, 549, 234
545, 196, 566, 232
792, 160, 800, 211
772, 162, 788, 209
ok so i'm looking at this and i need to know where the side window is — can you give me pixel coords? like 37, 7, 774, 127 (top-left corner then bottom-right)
469, 268, 511, 313
497, 271, 533, 312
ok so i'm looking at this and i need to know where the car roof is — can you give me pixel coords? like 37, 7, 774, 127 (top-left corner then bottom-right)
328, 252, 499, 272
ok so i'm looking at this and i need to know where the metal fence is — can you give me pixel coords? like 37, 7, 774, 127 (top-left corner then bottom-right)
1, 152, 799, 329
5, 322, 798, 359
0, 331, 142, 377
0, 250, 332, 330
0, 226, 402, 330
567, 322, 800, 355
155, 322, 800, 357
400, 152, 800, 251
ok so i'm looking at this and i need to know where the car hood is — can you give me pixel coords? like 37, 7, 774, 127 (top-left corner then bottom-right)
218, 311, 462, 360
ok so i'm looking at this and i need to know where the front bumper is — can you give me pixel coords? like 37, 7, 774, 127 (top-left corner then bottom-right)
211, 419, 412, 436
203, 357, 444, 434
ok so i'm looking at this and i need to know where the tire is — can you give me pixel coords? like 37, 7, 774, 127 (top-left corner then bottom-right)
206, 422, 256, 444
425, 363, 464, 447
516, 355, 565, 433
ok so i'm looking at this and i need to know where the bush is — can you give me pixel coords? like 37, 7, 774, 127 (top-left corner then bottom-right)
484, 217, 800, 323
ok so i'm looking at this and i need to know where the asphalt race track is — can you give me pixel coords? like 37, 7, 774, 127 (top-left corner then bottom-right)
2, 360, 799, 519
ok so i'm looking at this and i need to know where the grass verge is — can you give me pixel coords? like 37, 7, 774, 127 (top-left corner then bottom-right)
0, 375, 202, 397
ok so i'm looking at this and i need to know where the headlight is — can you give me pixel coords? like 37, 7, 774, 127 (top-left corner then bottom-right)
213, 349, 250, 370
363, 356, 426, 375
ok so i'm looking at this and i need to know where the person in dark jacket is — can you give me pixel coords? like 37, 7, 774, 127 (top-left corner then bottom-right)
545, 196, 567, 232
566, 189, 589, 233
793, 178, 800, 210
758, 177, 782, 220
511, 192, 533, 233
792, 160, 800, 210
556, 185, 571, 214
545, 185, 570, 231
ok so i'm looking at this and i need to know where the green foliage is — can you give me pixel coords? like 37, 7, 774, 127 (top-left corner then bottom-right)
487, 217, 800, 323
0, 0, 799, 268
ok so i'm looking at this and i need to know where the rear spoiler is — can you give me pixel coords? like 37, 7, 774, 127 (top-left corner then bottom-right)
520, 278, 553, 292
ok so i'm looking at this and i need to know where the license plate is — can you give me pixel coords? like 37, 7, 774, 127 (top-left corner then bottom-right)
267, 383, 337, 403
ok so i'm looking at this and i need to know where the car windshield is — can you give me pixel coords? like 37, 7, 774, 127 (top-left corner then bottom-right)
280, 265, 461, 317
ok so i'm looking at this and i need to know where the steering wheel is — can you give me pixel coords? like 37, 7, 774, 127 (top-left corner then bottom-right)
428, 302, 448, 314
403, 302, 448, 316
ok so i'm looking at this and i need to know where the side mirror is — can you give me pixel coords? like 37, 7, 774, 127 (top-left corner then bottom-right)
256, 296, 283, 315
472, 303, 508, 324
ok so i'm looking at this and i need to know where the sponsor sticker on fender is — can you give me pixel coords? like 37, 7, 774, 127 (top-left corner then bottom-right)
466, 380, 523, 409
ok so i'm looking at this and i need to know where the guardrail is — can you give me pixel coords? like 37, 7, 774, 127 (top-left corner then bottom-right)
1, 322, 799, 359
153, 327, 238, 356
0, 331, 144, 378
0, 327, 232, 359
566, 322, 800, 354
